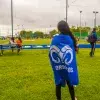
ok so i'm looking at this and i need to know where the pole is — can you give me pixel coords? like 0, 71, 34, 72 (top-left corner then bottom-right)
94, 16, 96, 28
80, 11, 82, 39
93, 11, 99, 28
94, 12, 96, 27
95, 12, 98, 28
85, 22, 86, 27
66, 0, 68, 22
11, 0, 14, 38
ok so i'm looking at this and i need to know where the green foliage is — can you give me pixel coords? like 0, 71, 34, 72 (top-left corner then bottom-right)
43, 34, 50, 38
20, 30, 27, 38
33, 31, 44, 38
49, 29, 58, 38
70, 26, 91, 33
70, 25, 100, 38
70, 26, 91, 38
20, 30, 33, 39
70, 26, 78, 32
81, 27, 90, 33
20, 30, 45, 39
18, 26, 100, 39
26, 31, 33, 39
96, 26, 100, 37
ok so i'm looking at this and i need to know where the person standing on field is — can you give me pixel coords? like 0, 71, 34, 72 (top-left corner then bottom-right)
88, 28, 97, 57
49, 20, 79, 100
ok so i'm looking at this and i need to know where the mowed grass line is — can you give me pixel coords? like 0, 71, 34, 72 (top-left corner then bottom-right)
0, 49, 100, 100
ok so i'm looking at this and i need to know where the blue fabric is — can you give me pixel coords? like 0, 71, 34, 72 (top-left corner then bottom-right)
49, 34, 79, 87
92, 32, 97, 40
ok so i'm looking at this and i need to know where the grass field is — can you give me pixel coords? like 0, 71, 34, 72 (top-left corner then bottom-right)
0, 39, 100, 100
0, 38, 88, 45
0, 49, 100, 100
0, 39, 51, 45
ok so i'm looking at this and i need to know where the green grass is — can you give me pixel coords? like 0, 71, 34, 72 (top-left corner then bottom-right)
0, 49, 100, 100
0, 39, 51, 45
0, 38, 89, 45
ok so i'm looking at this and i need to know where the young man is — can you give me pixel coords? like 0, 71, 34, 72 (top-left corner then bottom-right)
88, 28, 97, 57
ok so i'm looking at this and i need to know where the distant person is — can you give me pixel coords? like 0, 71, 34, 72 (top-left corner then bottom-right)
77, 37, 80, 41
49, 21, 79, 100
16, 37, 22, 54
0, 45, 3, 56
75, 37, 79, 53
88, 28, 97, 57
9, 37, 16, 52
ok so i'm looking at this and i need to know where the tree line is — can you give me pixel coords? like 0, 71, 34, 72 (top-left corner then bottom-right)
20, 29, 58, 39
19, 26, 100, 39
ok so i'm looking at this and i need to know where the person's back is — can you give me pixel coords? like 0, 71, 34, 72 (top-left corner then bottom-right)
89, 28, 97, 57
88, 29, 97, 43
50, 34, 78, 85
49, 20, 78, 100
92, 32, 97, 41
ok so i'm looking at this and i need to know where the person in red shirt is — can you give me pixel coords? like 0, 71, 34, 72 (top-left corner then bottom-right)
16, 37, 22, 54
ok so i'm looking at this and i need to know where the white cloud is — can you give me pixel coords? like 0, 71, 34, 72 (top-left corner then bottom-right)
0, 0, 100, 36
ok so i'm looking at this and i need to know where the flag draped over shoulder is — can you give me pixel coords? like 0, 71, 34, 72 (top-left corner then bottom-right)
49, 34, 79, 87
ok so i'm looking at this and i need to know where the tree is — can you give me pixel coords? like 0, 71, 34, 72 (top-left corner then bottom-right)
26, 31, 33, 39
70, 26, 77, 32
20, 30, 27, 38
96, 26, 100, 37
49, 29, 58, 38
33, 31, 44, 38
20, 30, 33, 39
44, 34, 50, 38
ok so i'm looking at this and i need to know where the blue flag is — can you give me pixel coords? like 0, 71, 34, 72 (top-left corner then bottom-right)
49, 34, 79, 87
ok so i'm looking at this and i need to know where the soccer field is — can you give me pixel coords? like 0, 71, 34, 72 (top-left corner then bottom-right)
0, 38, 88, 45
0, 49, 100, 100
0, 39, 51, 45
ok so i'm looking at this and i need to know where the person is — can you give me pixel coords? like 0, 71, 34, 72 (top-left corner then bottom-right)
49, 20, 79, 100
75, 37, 79, 54
16, 37, 22, 54
0, 45, 3, 56
88, 28, 97, 57
9, 37, 16, 52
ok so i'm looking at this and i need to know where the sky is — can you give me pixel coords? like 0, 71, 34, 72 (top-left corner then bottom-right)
0, 0, 100, 36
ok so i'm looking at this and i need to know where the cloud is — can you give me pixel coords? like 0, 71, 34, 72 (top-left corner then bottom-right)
0, 0, 100, 36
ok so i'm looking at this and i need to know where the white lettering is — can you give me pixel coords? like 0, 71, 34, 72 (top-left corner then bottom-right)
68, 67, 74, 73
55, 65, 73, 73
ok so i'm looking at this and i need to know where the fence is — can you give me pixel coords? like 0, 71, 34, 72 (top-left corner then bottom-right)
1, 44, 100, 50
74, 32, 88, 38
